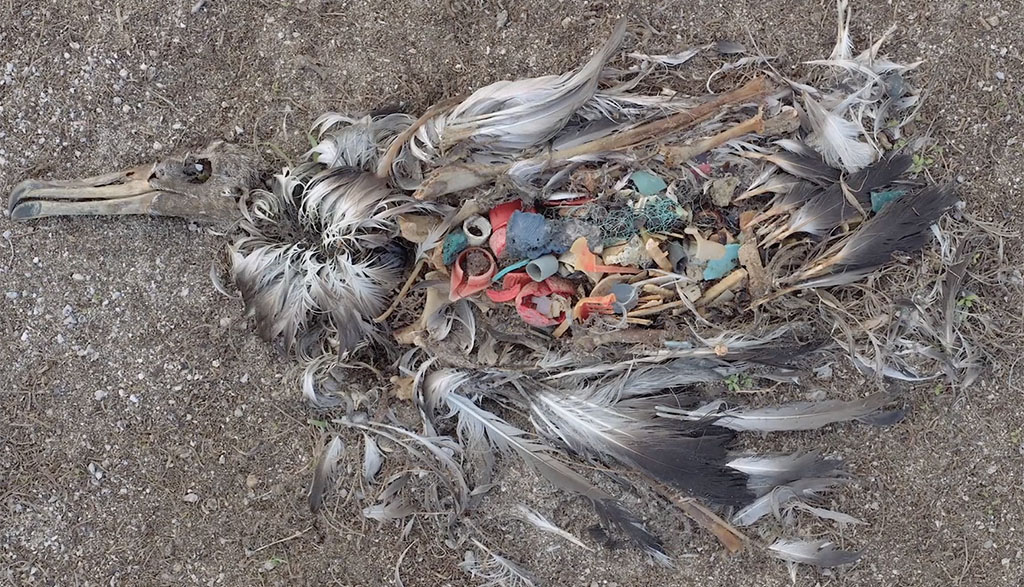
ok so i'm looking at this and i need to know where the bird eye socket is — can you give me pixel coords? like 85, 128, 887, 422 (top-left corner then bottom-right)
183, 157, 213, 183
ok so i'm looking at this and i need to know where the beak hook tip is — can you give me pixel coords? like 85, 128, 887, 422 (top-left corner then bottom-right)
9, 201, 40, 221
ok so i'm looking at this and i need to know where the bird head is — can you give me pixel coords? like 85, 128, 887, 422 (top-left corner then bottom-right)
8, 140, 263, 224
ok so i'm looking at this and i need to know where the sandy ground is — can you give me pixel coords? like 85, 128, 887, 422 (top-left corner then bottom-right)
2, 1, 1024, 586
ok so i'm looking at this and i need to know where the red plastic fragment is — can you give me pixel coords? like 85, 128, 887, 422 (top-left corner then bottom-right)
515, 276, 575, 327
486, 272, 576, 327
489, 200, 534, 230
486, 271, 532, 303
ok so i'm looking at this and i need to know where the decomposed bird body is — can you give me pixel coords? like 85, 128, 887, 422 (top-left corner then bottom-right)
7, 3, 986, 582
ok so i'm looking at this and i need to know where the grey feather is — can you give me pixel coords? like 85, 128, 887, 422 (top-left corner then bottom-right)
768, 538, 860, 568
792, 184, 958, 287
727, 452, 842, 497
461, 539, 537, 587
309, 436, 345, 513
444, 390, 669, 563
730, 477, 848, 526
656, 393, 897, 432
439, 18, 627, 153
780, 153, 912, 239
362, 433, 384, 484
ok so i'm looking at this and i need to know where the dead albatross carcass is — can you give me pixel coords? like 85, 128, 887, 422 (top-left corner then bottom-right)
7, 6, 984, 583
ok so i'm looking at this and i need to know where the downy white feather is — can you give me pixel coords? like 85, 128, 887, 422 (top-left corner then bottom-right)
803, 93, 875, 172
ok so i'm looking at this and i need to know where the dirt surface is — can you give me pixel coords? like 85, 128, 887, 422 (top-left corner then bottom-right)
2, 1, 1024, 586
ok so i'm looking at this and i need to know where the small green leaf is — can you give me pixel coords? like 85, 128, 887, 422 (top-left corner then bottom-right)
956, 293, 979, 310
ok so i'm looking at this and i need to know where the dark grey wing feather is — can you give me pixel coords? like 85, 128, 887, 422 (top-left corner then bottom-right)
793, 184, 958, 287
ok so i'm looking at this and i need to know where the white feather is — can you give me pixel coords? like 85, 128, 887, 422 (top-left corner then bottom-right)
803, 93, 876, 172
514, 505, 593, 551
768, 538, 860, 568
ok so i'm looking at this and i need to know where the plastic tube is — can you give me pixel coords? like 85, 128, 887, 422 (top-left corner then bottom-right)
525, 255, 559, 282
462, 215, 492, 247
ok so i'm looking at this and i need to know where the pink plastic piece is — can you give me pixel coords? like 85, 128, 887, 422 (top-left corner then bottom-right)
489, 226, 508, 257
450, 247, 497, 301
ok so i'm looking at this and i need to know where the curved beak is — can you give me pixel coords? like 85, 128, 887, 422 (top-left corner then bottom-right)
8, 163, 167, 221
8, 162, 241, 223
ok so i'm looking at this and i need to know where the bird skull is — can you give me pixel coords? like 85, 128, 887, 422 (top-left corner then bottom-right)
8, 140, 262, 223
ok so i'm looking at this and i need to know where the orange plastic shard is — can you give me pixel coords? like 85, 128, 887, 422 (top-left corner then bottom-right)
569, 237, 641, 275
573, 293, 617, 320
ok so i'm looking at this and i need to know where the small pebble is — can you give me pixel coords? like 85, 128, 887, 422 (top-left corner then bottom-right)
72, 273, 85, 281
95, 390, 108, 401
995, 71, 1005, 81
245, 474, 259, 489
5, 291, 18, 300
182, 493, 200, 503
112, 96, 123, 105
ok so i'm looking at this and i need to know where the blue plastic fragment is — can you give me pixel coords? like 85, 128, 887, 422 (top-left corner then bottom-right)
506, 211, 570, 259
442, 231, 469, 266
492, 259, 531, 282
610, 283, 638, 313
630, 170, 668, 195
702, 243, 741, 280
870, 189, 906, 212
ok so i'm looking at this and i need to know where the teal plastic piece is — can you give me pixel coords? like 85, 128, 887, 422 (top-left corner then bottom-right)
702, 243, 741, 280
492, 259, 531, 282
870, 189, 906, 212
630, 170, 667, 195
442, 231, 469, 266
